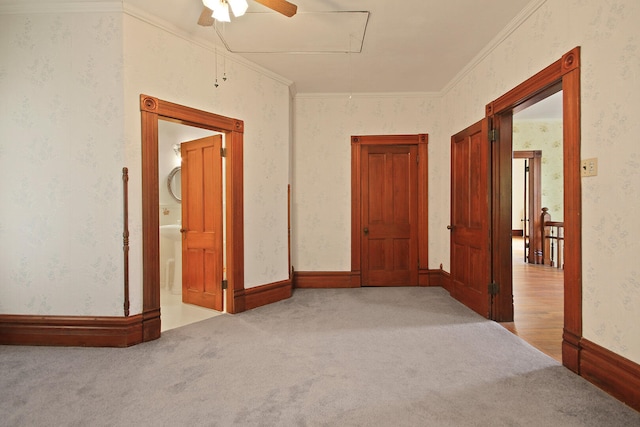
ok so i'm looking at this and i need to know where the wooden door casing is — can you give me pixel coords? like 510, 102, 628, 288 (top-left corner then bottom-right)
450, 119, 491, 317
485, 47, 582, 372
361, 144, 418, 286
351, 135, 428, 288
181, 135, 224, 311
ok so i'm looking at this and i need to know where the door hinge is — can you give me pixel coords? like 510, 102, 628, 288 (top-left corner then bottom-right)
489, 281, 499, 295
222, 279, 228, 290
489, 129, 498, 142
220, 147, 227, 157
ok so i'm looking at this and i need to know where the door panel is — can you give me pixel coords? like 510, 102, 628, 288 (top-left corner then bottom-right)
450, 119, 490, 316
362, 144, 418, 286
181, 135, 223, 311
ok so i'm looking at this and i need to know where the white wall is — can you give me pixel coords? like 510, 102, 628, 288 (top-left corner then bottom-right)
293, 0, 640, 364
122, 12, 292, 307
292, 94, 441, 271
0, 5, 293, 316
0, 11, 126, 316
438, 0, 640, 364
2, 0, 639, 366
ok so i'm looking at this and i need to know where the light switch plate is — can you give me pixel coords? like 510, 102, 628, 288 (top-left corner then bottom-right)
581, 158, 598, 177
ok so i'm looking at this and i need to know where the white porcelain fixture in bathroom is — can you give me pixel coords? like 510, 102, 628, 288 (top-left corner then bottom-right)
160, 224, 182, 294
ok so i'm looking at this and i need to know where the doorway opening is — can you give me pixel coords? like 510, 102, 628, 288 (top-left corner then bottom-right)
505, 92, 565, 361
157, 121, 224, 332
139, 95, 245, 342
486, 47, 582, 371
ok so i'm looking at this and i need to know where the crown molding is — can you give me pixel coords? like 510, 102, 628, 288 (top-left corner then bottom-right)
441, 0, 548, 96
0, 1, 123, 14
295, 91, 441, 100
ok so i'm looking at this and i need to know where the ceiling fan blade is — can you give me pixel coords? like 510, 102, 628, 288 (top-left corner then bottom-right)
254, 0, 297, 17
197, 6, 215, 26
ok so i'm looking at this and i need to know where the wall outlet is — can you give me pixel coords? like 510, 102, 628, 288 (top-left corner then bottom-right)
581, 157, 598, 177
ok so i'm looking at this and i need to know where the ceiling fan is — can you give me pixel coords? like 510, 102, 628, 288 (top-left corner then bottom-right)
198, 0, 297, 25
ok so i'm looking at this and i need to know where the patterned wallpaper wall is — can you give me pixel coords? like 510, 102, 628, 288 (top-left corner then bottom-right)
513, 120, 563, 221
0, 12, 126, 316
294, 0, 640, 364
438, 0, 640, 363
0, 7, 293, 316
122, 13, 292, 306
2, 0, 639, 365
292, 94, 441, 271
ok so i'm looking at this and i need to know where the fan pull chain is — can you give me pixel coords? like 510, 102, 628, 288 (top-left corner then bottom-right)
214, 21, 220, 88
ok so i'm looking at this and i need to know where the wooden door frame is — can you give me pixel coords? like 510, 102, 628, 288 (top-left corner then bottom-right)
486, 47, 581, 371
139, 95, 245, 342
512, 150, 542, 264
351, 134, 429, 287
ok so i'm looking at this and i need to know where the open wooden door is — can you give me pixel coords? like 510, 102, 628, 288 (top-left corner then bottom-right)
450, 119, 491, 317
181, 135, 224, 311
361, 144, 419, 286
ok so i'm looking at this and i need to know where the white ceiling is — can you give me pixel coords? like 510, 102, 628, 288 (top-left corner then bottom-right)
124, 0, 536, 94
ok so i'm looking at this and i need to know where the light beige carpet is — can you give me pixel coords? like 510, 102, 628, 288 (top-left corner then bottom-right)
1, 287, 639, 426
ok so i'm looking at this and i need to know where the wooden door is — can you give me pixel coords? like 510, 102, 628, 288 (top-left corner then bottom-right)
181, 135, 223, 311
361, 144, 418, 286
450, 119, 491, 317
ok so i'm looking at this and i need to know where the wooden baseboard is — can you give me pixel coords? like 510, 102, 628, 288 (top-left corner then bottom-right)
293, 271, 357, 288
431, 267, 452, 293
243, 279, 292, 310
419, 269, 430, 286
562, 329, 581, 374
580, 339, 640, 412
0, 314, 144, 347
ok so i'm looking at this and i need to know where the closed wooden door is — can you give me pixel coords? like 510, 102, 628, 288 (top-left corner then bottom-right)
181, 135, 223, 311
361, 144, 418, 286
450, 119, 490, 317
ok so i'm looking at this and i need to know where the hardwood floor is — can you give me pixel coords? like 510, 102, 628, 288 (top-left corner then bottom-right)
501, 237, 564, 362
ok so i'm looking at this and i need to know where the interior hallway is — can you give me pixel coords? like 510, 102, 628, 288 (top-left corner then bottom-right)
501, 236, 564, 362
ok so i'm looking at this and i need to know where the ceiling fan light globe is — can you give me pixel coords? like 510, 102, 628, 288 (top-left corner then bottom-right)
212, 1, 231, 22
227, 0, 248, 17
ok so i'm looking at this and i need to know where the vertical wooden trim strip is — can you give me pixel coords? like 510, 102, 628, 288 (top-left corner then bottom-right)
226, 123, 245, 314
140, 97, 161, 342
350, 137, 362, 285
288, 184, 291, 277
418, 134, 429, 278
561, 64, 583, 359
122, 167, 130, 317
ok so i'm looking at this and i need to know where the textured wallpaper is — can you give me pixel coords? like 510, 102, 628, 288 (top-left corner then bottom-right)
0, 12, 126, 316
294, 0, 640, 363
122, 13, 292, 301
0, 7, 292, 316
293, 94, 441, 271
513, 120, 564, 221
438, 0, 640, 363
2, 0, 639, 365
